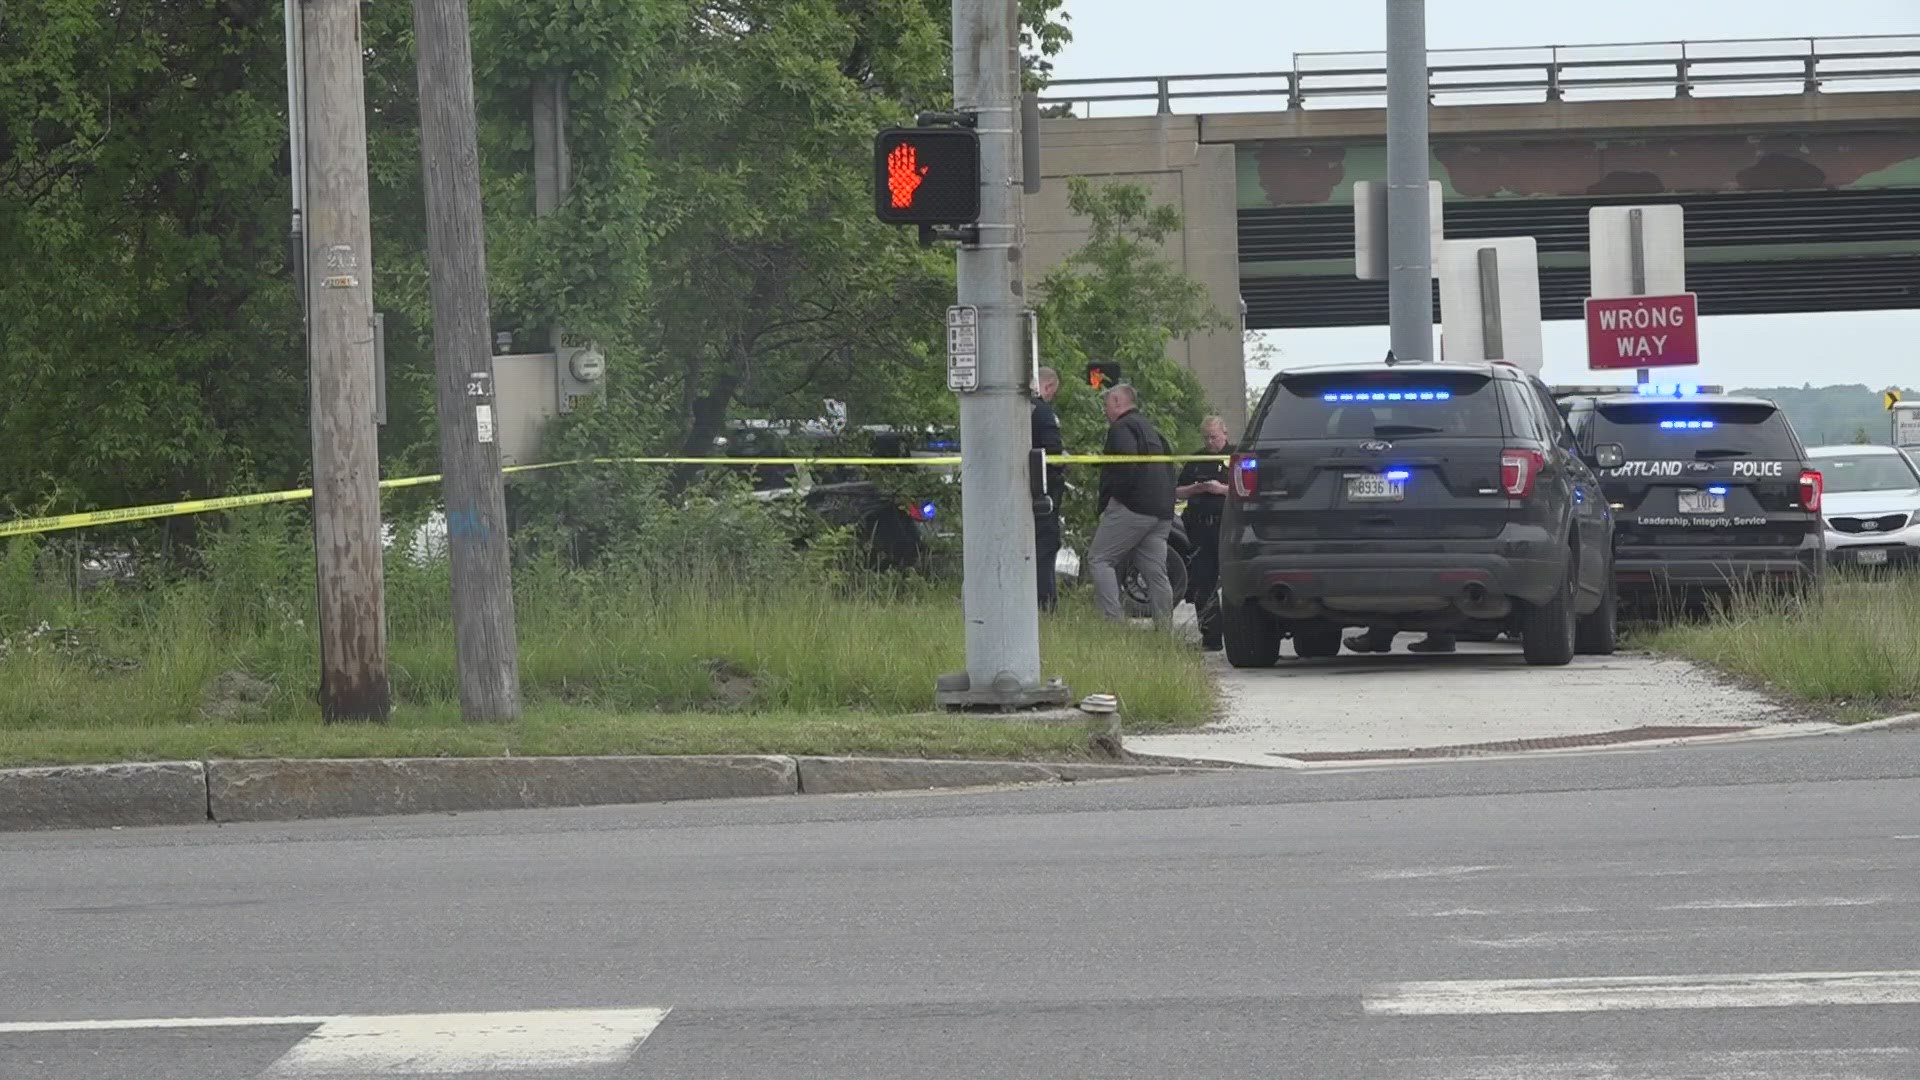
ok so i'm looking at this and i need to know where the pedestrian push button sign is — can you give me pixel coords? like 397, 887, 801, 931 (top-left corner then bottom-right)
874, 128, 981, 226
947, 305, 979, 392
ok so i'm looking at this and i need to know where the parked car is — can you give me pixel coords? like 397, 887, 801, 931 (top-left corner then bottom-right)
1220, 361, 1616, 668
729, 421, 948, 572
1554, 384, 1826, 609
1806, 444, 1920, 571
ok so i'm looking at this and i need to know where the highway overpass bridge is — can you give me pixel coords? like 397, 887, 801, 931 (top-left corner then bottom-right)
1029, 36, 1920, 424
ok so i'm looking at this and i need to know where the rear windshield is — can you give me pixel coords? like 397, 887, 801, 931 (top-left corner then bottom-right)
1258, 371, 1502, 441
1591, 401, 1801, 459
1810, 452, 1920, 493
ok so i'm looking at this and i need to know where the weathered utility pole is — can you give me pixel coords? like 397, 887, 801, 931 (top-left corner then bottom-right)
413, 0, 521, 721
933, 0, 1067, 711
299, 0, 390, 720
1386, 0, 1434, 362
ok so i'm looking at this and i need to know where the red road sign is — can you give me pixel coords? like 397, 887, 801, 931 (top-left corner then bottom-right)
1585, 293, 1700, 370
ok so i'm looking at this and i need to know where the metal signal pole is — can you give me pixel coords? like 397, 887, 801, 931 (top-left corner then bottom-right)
299, 0, 391, 720
1386, 0, 1434, 362
414, 0, 522, 721
936, 0, 1066, 710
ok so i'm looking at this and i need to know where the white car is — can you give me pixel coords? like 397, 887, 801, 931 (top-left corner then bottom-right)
1807, 444, 1920, 570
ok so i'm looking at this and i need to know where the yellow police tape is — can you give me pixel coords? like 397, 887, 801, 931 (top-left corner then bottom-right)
0, 453, 1231, 540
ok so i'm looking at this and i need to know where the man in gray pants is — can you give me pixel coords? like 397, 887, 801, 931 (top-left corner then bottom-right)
1089, 384, 1177, 626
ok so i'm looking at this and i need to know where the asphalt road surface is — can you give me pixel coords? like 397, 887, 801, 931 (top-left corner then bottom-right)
5, 732, 1920, 1078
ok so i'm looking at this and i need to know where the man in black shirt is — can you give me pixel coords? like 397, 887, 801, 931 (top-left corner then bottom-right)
1175, 415, 1232, 650
1090, 384, 1177, 626
1030, 366, 1066, 612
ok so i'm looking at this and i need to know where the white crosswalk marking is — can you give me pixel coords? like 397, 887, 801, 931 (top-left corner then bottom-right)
0, 1008, 671, 1076
261, 1008, 670, 1076
1366, 970, 1920, 1016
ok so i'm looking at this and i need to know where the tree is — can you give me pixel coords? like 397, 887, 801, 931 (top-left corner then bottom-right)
1033, 177, 1227, 457
0, 0, 1077, 521
0, 0, 308, 514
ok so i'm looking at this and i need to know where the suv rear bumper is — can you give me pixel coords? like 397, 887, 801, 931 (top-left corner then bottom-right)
1614, 541, 1823, 592
1220, 528, 1566, 615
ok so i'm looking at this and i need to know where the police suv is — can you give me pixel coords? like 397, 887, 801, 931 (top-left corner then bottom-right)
1220, 361, 1617, 669
1552, 383, 1825, 605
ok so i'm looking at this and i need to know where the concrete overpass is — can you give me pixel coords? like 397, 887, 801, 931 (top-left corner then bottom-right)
1028, 36, 1920, 426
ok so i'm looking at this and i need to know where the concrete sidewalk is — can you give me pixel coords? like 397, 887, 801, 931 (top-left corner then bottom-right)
1127, 639, 1795, 766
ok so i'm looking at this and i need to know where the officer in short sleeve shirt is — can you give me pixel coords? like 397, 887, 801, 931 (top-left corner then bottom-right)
1175, 416, 1233, 651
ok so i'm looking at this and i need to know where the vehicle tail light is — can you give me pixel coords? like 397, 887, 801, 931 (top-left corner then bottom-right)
1230, 453, 1258, 499
1799, 469, 1823, 513
1500, 448, 1544, 499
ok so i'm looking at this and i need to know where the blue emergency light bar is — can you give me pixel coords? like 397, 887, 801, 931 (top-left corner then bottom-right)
1659, 420, 1717, 430
1321, 390, 1452, 403
1708, 486, 1729, 496
1638, 383, 1702, 398
1385, 469, 1412, 481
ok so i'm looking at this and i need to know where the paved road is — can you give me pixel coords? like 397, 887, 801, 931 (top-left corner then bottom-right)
4, 732, 1920, 1078
1129, 641, 1793, 763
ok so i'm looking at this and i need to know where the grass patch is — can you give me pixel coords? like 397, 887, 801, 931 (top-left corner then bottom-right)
1644, 573, 1920, 719
0, 519, 1213, 767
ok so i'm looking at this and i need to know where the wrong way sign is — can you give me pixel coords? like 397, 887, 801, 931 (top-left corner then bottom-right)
1585, 293, 1699, 371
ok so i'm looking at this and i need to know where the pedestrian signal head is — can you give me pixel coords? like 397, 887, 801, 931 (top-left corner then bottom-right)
1086, 360, 1122, 390
873, 128, 981, 226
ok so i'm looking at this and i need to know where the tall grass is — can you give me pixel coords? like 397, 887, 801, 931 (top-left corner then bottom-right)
0, 508, 1213, 761
1648, 572, 1920, 713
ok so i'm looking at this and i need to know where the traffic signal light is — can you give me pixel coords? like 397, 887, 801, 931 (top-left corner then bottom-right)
1086, 360, 1122, 390
873, 128, 981, 226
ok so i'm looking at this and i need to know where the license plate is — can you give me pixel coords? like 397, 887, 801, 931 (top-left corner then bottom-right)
1854, 548, 1890, 565
1345, 473, 1405, 502
1677, 490, 1725, 514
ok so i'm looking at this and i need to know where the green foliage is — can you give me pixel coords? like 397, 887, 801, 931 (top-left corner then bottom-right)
1735, 384, 1917, 448
0, 0, 305, 511
1027, 178, 1227, 543
1035, 178, 1226, 458
0, 505, 1212, 754
1649, 574, 1920, 714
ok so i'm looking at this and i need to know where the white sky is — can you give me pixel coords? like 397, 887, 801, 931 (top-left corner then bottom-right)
1048, 0, 1919, 392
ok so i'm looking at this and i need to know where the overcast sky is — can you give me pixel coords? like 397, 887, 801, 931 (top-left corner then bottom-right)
1047, 1, 1918, 392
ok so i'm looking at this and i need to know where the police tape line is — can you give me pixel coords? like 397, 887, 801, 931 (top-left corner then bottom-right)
0, 453, 1231, 539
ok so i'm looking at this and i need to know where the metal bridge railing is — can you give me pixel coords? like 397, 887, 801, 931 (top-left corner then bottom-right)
1037, 35, 1920, 118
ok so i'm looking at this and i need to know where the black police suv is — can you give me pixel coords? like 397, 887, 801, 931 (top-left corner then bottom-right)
1553, 385, 1825, 608
1219, 362, 1617, 668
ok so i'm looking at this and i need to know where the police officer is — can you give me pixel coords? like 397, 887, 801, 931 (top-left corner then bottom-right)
1175, 415, 1232, 650
1031, 367, 1066, 612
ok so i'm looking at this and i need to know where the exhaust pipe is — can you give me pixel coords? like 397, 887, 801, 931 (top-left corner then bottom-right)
1270, 584, 1321, 619
1457, 583, 1511, 620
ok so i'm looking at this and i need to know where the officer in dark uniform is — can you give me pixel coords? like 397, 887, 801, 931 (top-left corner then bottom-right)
1031, 366, 1066, 612
1175, 415, 1232, 650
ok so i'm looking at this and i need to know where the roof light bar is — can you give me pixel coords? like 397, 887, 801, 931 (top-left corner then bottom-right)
1321, 390, 1452, 403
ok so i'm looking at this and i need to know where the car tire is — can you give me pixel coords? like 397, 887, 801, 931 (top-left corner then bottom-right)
1521, 554, 1578, 667
1223, 601, 1283, 669
1574, 561, 1618, 656
1291, 625, 1342, 660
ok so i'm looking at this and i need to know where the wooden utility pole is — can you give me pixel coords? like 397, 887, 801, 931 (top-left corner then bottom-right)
300, 0, 391, 721
413, 0, 521, 720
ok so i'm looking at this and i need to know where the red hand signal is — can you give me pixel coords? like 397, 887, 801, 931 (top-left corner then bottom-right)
887, 142, 930, 209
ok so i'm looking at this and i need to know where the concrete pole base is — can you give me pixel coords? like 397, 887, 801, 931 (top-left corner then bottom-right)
934, 672, 1075, 713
